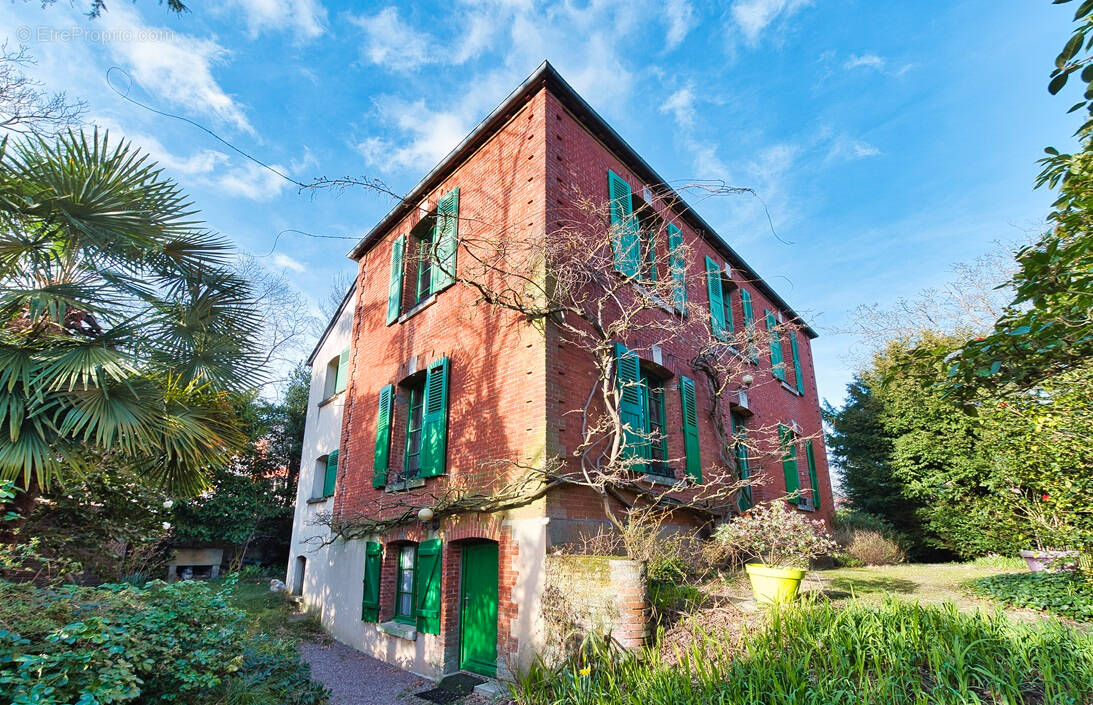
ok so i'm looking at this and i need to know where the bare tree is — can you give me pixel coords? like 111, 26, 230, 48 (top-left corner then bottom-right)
314, 182, 816, 541
0, 43, 86, 138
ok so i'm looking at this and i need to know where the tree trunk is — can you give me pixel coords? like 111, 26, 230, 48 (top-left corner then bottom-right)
0, 479, 41, 544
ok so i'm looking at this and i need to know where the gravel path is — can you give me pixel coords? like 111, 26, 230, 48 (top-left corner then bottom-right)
300, 640, 429, 705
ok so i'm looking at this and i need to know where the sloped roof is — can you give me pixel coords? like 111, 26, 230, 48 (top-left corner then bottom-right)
348, 61, 816, 338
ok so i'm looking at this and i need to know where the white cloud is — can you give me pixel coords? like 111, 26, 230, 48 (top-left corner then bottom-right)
661, 85, 696, 128
272, 253, 306, 272
730, 0, 812, 45
226, 0, 327, 40
827, 135, 881, 161
100, 5, 252, 133
218, 161, 291, 201
843, 53, 886, 71
91, 116, 230, 175
664, 0, 697, 50
349, 7, 431, 71
356, 98, 468, 172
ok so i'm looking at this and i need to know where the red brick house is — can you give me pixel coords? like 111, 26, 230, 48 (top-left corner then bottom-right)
286, 61, 833, 681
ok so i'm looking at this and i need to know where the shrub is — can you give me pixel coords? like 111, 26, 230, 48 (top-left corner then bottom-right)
713, 502, 836, 568
843, 530, 906, 565
511, 600, 1093, 704
0, 578, 326, 705
967, 572, 1093, 622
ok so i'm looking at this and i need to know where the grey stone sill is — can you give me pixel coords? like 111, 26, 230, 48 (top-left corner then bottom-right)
380, 621, 417, 641
396, 293, 437, 324
306, 496, 332, 505
779, 380, 803, 396
384, 477, 426, 493
317, 391, 342, 408
641, 472, 679, 486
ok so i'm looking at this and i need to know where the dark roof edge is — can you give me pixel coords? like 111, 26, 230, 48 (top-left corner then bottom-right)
306, 277, 358, 366
347, 61, 817, 339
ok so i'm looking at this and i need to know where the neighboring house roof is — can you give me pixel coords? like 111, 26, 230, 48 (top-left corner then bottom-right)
347, 61, 817, 339
306, 277, 358, 366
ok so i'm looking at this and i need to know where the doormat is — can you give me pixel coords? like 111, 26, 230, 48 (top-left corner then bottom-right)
415, 673, 486, 704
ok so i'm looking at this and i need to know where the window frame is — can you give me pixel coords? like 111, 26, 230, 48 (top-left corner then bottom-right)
393, 544, 417, 625
402, 375, 427, 482
412, 219, 435, 306
639, 366, 671, 476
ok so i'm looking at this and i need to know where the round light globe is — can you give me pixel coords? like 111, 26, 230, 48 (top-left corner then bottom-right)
417, 507, 435, 523
741, 373, 755, 386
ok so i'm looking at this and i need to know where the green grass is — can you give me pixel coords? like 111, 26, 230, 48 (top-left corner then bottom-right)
513, 599, 1093, 704
219, 577, 327, 643
805, 562, 1023, 611
968, 571, 1093, 622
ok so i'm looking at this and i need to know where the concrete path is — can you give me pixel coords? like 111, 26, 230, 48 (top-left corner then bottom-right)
300, 640, 429, 705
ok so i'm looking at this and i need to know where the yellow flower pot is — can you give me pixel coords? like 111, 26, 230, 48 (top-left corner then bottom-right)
745, 563, 806, 604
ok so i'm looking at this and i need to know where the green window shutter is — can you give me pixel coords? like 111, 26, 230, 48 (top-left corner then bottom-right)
778, 425, 799, 503
386, 235, 406, 325
362, 542, 382, 622
419, 357, 450, 478
678, 375, 701, 482
765, 310, 785, 381
806, 440, 820, 509
373, 384, 394, 489
335, 347, 350, 394
705, 257, 727, 340
608, 170, 640, 277
731, 415, 752, 511
789, 331, 804, 395
414, 538, 442, 634
740, 289, 757, 362
323, 449, 339, 497
666, 224, 686, 311
432, 188, 460, 291
613, 342, 646, 464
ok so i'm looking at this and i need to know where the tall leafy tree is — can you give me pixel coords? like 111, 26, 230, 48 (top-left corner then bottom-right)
0, 130, 261, 497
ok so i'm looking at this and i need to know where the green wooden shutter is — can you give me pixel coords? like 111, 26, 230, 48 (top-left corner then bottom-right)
419, 357, 450, 478
705, 257, 727, 340
679, 375, 701, 482
731, 415, 752, 511
666, 224, 686, 311
414, 538, 442, 634
373, 384, 394, 489
323, 449, 338, 497
766, 310, 785, 381
608, 170, 640, 277
740, 289, 757, 361
386, 235, 405, 325
613, 342, 646, 464
432, 188, 460, 291
335, 347, 350, 394
778, 425, 799, 503
362, 542, 382, 622
789, 331, 804, 395
806, 440, 820, 509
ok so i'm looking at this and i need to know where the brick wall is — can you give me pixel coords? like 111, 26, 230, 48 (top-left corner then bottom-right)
543, 554, 650, 651
541, 90, 835, 529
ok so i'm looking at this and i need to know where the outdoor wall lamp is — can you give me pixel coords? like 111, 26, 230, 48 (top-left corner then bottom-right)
417, 506, 440, 531
741, 373, 754, 387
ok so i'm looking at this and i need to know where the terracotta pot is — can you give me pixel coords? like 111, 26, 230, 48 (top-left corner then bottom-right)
1019, 549, 1079, 573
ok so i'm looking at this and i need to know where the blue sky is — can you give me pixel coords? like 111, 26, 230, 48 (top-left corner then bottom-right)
0, 0, 1079, 407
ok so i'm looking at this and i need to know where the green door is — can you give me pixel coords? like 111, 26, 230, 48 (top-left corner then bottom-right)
459, 542, 499, 677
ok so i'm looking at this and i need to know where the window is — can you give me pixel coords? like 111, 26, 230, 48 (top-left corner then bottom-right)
765, 310, 786, 382
372, 359, 451, 490
394, 544, 417, 624
313, 451, 338, 499
385, 188, 460, 325
667, 224, 686, 311
402, 374, 427, 481
731, 413, 752, 511
410, 216, 435, 306
322, 348, 349, 400
641, 367, 670, 475
740, 289, 758, 363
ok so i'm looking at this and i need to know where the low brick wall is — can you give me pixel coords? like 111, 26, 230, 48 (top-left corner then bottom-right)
543, 555, 649, 650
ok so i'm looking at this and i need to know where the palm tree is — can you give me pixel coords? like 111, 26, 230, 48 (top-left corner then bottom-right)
0, 129, 262, 504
